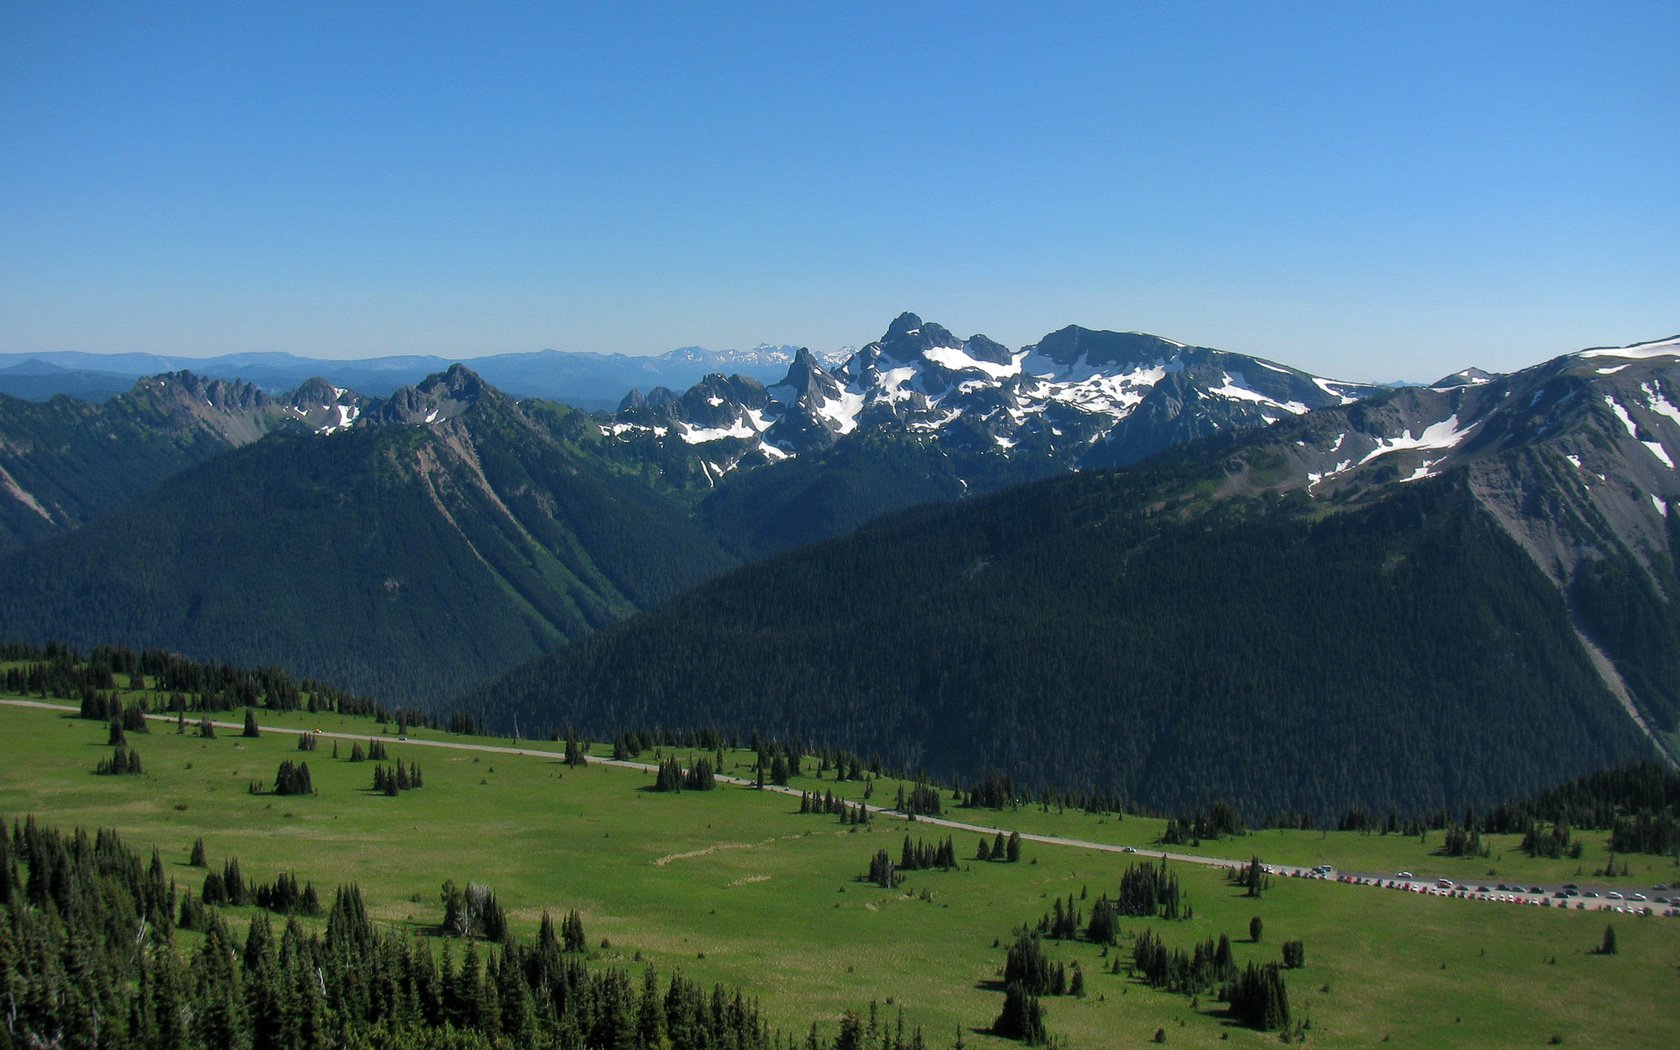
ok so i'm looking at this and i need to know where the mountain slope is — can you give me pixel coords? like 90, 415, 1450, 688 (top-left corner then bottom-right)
0, 372, 348, 554
459, 337, 1680, 815
0, 366, 736, 704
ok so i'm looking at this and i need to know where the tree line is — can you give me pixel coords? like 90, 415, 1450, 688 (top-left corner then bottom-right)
0, 814, 923, 1050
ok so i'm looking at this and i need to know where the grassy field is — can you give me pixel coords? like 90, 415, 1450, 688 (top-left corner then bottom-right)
1, 697, 1676, 1048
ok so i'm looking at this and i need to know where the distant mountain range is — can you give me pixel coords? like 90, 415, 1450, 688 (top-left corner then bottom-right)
0, 344, 852, 410
2, 315, 1675, 818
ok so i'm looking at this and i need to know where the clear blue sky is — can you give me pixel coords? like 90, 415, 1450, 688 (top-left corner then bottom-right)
2, 2, 1675, 381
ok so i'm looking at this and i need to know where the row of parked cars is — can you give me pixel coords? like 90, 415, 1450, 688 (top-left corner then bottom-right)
1318, 872, 1680, 917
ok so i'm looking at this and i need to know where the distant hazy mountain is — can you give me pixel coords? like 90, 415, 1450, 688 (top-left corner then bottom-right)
461, 334, 1680, 815
0, 345, 851, 409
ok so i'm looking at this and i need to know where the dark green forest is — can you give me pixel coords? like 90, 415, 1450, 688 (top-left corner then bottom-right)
0, 817, 921, 1050
0, 398, 736, 706
462, 466, 1654, 818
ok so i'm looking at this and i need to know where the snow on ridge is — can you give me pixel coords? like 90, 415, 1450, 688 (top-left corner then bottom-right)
679, 416, 758, 444
1356, 415, 1474, 465
1605, 395, 1675, 469
814, 388, 865, 435
317, 403, 360, 435
1312, 377, 1361, 405
603, 422, 668, 438
1306, 459, 1355, 493
1578, 335, 1680, 360
1209, 373, 1309, 415
921, 343, 1024, 380
1400, 458, 1442, 483
1642, 382, 1680, 426
1654, 495, 1669, 518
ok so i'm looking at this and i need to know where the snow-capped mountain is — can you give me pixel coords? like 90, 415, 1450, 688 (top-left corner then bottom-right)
1207, 335, 1680, 583
607, 311, 1385, 482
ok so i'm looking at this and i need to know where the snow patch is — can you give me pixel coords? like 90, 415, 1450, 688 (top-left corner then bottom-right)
1654, 495, 1669, 518
814, 388, 865, 434
1306, 459, 1355, 493
1565, 454, 1582, 470
1603, 396, 1672, 467
1208, 372, 1310, 415
1578, 335, 1680, 360
604, 422, 669, 438
1400, 459, 1441, 483
679, 417, 757, 443
1356, 415, 1474, 465
1642, 383, 1680, 426
1312, 377, 1362, 405
922, 344, 1024, 379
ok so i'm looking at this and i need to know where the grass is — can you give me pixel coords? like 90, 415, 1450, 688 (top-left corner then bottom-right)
1, 698, 1676, 1048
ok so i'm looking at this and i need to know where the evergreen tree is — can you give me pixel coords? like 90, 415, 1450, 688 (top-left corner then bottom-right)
992, 981, 1047, 1044
242, 708, 260, 738
1281, 939, 1305, 968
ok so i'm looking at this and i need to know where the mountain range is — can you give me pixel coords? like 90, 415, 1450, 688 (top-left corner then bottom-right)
0, 316, 1674, 814
459, 334, 1680, 815
0, 344, 848, 410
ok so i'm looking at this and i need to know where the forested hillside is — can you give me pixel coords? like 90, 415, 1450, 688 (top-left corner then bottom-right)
0, 379, 735, 705
461, 462, 1652, 818
0, 373, 298, 553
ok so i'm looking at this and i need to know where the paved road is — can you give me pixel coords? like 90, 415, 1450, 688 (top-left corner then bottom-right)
5, 697, 1675, 919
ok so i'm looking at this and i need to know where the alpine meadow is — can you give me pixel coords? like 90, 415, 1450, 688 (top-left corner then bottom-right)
2, 4, 1677, 1048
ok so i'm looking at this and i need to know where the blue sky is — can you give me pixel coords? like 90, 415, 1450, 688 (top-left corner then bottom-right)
2, 2, 1675, 381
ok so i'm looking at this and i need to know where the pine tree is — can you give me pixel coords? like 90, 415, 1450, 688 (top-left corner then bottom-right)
242, 708, 260, 738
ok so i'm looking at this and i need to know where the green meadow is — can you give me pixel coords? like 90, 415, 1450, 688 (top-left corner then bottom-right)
1, 698, 1676, 1048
